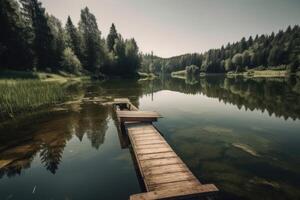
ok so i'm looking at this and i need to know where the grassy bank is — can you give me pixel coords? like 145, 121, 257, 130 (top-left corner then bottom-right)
0, 70, 88, 120
0, 80, 70, 119
227, 70, 288, 78
0, 70, 90, 83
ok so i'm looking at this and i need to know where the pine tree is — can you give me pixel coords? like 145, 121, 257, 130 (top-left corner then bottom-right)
125, 38, 141, 74
20, 0, 54, 70
0, 0, 33, 70
79, 7, 104, 72
48, 15, 66, 70
65, 16, 82, 61
107, 23, 118, 52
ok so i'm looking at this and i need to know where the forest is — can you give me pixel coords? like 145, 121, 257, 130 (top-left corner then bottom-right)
142, 25, 300, 75
1, 0, 300, 78
0, 0, 141, 77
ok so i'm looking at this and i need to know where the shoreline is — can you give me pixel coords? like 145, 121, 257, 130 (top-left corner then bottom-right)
170, 69, 298, 79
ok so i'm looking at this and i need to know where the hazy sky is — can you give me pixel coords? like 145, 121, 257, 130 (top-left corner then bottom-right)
40, 0, 300, 57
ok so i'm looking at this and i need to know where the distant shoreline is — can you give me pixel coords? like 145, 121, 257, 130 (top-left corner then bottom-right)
170, 69, 299, 79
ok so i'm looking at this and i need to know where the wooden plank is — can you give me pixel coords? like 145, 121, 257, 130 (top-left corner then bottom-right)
128, 124, 153, 129
114, 98, 130, 103
145, 172, 198, 186
134, 140, 165, 146
130, 184, 219, 200
148, 180, 200, 191
138, 152, 177, 161
132, 132, 160, 137
136, 148, 172, 155
140, 157, 181, 169
135, 143, 169, 150
143, 164, 186, 175
133, 135, 162, 141
130, 130, 157, 135
115, 99, 218, 199
130, 130, 157, 136
120, 117, 158, 123
117, 111, 161, 118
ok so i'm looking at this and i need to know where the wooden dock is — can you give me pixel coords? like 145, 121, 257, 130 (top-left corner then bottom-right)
113, 98, 218, 200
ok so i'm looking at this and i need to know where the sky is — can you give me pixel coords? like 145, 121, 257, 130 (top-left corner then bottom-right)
40, 0, 300, 58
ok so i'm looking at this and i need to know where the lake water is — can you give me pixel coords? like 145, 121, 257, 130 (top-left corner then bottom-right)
0, 76, 300, 200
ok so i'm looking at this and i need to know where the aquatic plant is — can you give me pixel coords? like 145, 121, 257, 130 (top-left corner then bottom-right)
0, 79, 69, 119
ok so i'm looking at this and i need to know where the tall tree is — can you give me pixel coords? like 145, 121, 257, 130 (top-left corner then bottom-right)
47, 15, 66, 70
65, 16, 82, 61
106, 23, 118, 52
79, 7, 104, 72
20, 0, 54, 70
125, 38, 141, 74
0, 0, 33, 70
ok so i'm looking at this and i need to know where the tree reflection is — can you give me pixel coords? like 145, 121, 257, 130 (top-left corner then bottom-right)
0, 79, 146, 177
141, 76, 300, 120
0, 103, 110, 176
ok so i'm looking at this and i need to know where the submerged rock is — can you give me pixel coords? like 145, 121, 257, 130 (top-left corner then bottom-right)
249, 177, 280, 189
232, 143, 260, 157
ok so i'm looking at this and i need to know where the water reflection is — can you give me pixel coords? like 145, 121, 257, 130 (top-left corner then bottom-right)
138, 76, 300, 200
0, 104, 109, 177
0, 76, 300, 200
140, 75, 300, 120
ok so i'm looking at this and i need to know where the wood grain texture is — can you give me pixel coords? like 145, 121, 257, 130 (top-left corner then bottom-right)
114, 98, 218, 199
126, 122, 218, 199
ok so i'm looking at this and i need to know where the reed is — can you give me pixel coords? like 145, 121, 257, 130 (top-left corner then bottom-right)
0, 79, 69, 119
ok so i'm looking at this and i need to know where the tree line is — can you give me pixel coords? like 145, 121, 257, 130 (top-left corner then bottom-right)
0, 0, 141, 76
142, 25, 300, 74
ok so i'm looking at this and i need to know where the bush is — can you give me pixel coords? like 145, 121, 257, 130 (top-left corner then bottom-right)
186, 65, 200, 76
60, 48, 82, 74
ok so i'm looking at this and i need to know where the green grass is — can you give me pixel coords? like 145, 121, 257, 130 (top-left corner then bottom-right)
252, 70, 287, 77
0, 79, 70, 119
0, 69, 90, 83
227, 69, 288, 77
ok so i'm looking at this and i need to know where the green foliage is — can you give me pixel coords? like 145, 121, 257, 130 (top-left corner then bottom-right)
232, 54, 243, 67
47, 15, 66, 70
30, 0, 55, 69
186, 65, 200, 76
60, 48, 82, 74
102, 25, 141, 76
106, 23, 118, 52
0, 0, 34, 70
1, 1, 142, 77
0, 80, 68, 119
124, 38, 141, 74
65, 16, 82, 61
79, 7, 104, 72
142, 25, 300, 74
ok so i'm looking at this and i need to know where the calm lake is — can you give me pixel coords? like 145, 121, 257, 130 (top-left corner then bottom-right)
1, 76, 300, 200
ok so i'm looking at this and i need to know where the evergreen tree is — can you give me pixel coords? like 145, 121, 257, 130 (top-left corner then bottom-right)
65, 16, 82, 61
79, 7, 103, 72
0, 0, 33, 70
21, 0, 54, 70
47, 15, 66, 70
142, 25, 300, 74
125, 38, 141, 74
106, 23, 118, 52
